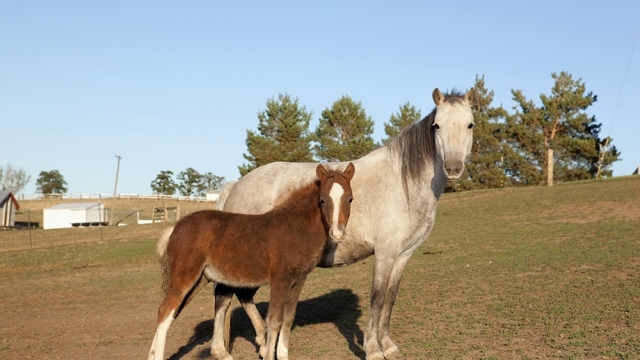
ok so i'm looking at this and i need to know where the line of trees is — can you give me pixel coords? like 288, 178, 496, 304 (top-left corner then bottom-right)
0, 166, 68, 196
4, 72, 622, 196
239, 72, 620, 189
150, 168, 225, 196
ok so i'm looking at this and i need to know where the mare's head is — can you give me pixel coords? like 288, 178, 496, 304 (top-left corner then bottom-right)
431, 88, 476, 180
316, 162, 355, 242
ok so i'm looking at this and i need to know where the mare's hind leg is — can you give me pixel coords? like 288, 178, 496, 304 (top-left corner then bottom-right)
211, 284, 234, 360
235, 287, 267, 358
276, 277, 307, 360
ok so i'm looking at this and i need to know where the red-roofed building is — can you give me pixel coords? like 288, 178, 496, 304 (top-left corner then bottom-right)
0, 191, 20, 228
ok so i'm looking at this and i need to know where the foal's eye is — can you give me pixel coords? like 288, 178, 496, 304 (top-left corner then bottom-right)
320, 199, 326, 204
349, 198, 353, 203
468, 123, 475, 129
432, 123, 440, 129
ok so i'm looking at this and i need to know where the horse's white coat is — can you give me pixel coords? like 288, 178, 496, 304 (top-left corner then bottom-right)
215, 88, 476, 360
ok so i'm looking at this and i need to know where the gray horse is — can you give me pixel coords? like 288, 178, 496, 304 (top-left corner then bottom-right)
213, 87, 476, 360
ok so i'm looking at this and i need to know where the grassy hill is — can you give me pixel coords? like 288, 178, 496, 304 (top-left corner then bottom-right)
0, 176, 638, 358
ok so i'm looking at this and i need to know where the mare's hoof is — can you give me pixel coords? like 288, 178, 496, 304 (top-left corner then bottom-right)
383, 348, 406, 360
211, 350, 233, 360
365, 351, 385, 360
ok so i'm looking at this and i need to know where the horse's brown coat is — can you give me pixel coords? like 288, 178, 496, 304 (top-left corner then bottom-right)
148, 163, 355, 360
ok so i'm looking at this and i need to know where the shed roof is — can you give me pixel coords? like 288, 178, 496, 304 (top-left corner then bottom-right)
0, 190, 20, 210
45, 202, 103, 210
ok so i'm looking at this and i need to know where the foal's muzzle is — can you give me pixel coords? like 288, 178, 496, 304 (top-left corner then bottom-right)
329, 227, 346, 242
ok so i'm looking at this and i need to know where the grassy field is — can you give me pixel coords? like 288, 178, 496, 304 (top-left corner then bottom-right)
0, 176, 639, 359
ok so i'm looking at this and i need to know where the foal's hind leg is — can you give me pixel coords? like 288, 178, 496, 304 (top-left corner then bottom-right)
149, 264, 208, 360
148, 286, 194, 360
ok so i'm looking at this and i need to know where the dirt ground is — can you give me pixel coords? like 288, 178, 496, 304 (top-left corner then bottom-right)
0, 253, 372, 360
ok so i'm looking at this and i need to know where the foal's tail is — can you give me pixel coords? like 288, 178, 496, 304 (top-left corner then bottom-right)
157, 227, 174, 295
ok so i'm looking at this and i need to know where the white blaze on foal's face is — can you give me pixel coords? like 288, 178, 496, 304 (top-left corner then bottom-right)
316, 162, 355, 242
328, 181, 345, 239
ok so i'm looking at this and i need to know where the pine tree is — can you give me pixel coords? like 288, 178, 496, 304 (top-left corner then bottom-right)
239, 94, 313, 176
455, 76, 510, 190
381, 102, 421, 146
506, 72, 620, 185
313, 95, 376, 162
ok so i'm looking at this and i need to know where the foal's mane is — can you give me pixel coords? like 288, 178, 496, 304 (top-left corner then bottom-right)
389, 90, 467, 192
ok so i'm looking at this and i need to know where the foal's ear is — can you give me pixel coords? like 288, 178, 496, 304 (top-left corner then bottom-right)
432, 88, 445, 105
316, 164, 328, 181
343, 162, 355, 181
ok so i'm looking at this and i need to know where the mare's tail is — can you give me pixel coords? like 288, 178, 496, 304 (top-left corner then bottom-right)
157, 227, 174, 295
214, 181, 237, 210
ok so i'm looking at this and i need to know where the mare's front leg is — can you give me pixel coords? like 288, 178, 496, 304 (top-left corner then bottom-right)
276, 277, 307, 360
364, 252, 410, 360
211, 284, 234, 360
235, 287, 267, 357
378, 253, 412, 360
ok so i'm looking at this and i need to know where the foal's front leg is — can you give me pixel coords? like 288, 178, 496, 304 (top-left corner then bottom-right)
263, 280, 289, 360
276, 277, 307, 360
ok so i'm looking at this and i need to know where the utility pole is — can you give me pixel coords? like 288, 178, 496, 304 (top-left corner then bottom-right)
111, 155, 122, 225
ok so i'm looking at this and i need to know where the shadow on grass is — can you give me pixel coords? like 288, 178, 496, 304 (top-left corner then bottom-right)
167, 288, 364, 359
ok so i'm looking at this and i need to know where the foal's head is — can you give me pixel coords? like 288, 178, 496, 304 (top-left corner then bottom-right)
316, 162, 355, 242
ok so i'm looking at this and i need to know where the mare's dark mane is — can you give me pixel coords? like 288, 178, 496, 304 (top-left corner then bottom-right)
389, 90, 467, 192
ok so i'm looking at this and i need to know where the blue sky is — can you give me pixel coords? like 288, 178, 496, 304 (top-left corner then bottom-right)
2, 1, 639, 195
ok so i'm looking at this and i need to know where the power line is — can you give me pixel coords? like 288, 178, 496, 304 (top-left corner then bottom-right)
596, 25, 639, 179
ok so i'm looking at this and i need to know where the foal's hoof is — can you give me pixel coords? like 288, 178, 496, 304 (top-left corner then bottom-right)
383, 348, 406, 360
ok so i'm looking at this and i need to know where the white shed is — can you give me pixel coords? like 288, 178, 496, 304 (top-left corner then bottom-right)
206, 190, 220, 202
43, 202, 106, 229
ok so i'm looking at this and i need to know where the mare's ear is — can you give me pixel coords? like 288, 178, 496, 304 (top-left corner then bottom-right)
466, 87, 477, 105
316, 164, 328, 182
432, 88, 444, 105
343, 162, 355, 180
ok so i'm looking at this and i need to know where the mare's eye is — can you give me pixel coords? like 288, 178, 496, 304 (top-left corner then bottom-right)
320, 199, 326, 204
432, 123, 440, 129
349, 198, 353, 203
468, 123, 475, 129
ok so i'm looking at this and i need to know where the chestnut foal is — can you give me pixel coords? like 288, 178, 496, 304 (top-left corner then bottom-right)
148, 163, 355, 360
